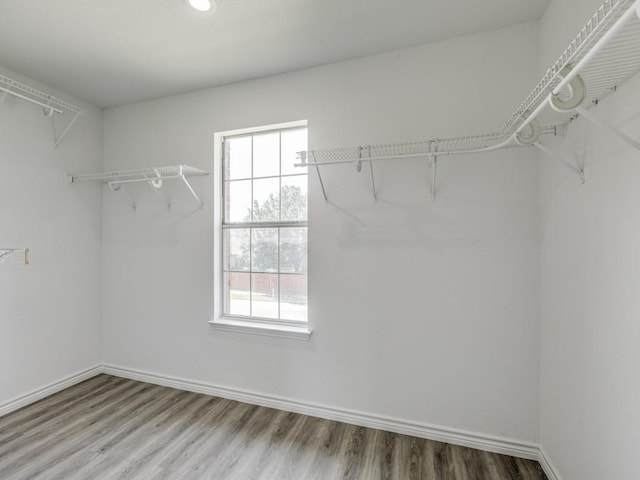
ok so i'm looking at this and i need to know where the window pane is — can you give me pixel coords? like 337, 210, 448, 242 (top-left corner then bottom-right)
224, 228, 250, 272
252, 177, 280, 222
281, 175, 307, 221
280, 274, 307, 322
253, 132, 280, 178
252, 273, 279, 319
225, 272, 251, 316
280, 228, 307, 274
226, 180, 252, 223
225, 136, 252, 180
222, 126, 308, 324
281, 128, 307, 175
251, 228, 278, 273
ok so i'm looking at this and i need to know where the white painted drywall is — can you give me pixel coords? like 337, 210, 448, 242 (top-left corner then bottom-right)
101, 23, 541, 443
0, 68, 103, 406
539, 1, 640, 478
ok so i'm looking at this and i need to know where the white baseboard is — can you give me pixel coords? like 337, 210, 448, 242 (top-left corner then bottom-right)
101, 363, 539, 461
539, 446, 561, 480
1, 363, 552, 470
0, 365, 102, 418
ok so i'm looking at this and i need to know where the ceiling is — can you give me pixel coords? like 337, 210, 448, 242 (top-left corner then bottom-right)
0, 0, 551, 108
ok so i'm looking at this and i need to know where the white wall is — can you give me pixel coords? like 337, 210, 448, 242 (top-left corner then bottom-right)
101, 22, 542, 444
0, 68, 103, 407
539, 1, 640, 479
3, 2, 638, 471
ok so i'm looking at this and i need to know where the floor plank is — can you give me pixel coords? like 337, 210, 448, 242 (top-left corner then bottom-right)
0, 375, 547, 480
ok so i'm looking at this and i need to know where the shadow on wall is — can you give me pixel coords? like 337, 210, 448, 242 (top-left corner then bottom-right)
311, 153, 538, 250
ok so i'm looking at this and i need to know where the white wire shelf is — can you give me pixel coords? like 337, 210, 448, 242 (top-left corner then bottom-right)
297, 125, 560, 167
69, 165, 208, 184
69, 165, 210, 210
0, 74, 86, 116
297, 0, 640, 200
0, 248, 29, 265
503, 0, 640, 134
0, 73, 87, 147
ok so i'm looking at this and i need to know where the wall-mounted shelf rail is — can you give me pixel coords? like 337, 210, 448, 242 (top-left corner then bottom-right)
0, 248, 29, 265
0, 73, 87, 147
296, 126, 560, 201
69, 165, 209, 211
297, 126, 560, 168
297, 0, 640, 200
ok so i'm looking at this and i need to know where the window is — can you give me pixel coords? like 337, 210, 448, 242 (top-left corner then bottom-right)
212, 122, 310, 339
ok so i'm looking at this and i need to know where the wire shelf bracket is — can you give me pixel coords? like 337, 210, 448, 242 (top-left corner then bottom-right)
540, 65, 640, 166
576, 105, 640, 153
298, 151, 328, 202
430, 156, 438, 202
108, 181, 138, 212
52, 111, 83, 148
69, 165, 209, 211
144, 170, 171, 210
0, 73, 87, 148
534, 141, 586, 184
356, 146, 377, 201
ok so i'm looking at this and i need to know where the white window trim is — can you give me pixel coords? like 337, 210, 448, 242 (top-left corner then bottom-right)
209, 317, 311, 340
210, 120, 312, 341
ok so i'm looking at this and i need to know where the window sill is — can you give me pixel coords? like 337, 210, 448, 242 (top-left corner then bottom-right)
209, 318, 312, 340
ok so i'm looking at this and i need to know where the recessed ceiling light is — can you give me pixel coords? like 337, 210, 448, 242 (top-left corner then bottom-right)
188, 0, 216, 12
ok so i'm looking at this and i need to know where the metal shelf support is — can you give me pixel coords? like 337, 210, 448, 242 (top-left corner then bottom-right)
356, 146, 377, 201
181, 174, 204, 207
368, 156, 377, 202
430, 157, 438, 201
575, 105, 640, 153
142, 171, 171, 210
429, 142, 439, 201
53, 111, 83, 148
534, 142, 585, 184
315, 163, 328, 202
298, 151, 328, 202
109, 182, 137, 212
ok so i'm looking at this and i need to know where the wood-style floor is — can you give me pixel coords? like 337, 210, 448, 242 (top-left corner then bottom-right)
0, 374, 547, 480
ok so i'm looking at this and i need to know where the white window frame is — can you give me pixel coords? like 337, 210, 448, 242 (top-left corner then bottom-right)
209, 120, 312, 340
